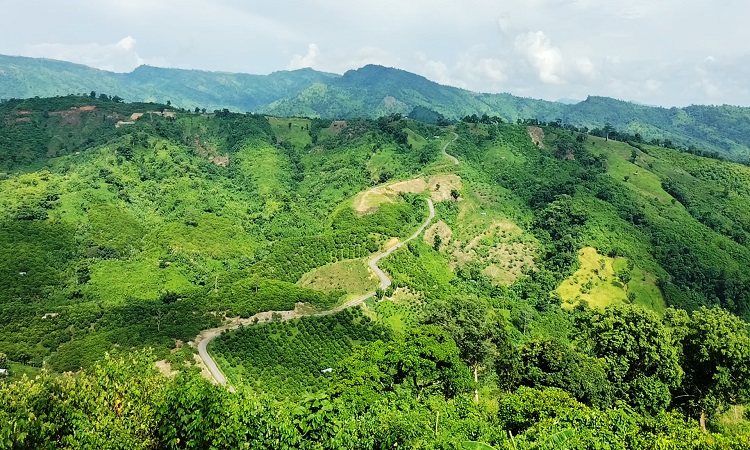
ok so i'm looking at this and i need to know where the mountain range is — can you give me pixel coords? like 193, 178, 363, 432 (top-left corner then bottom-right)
2, 54, 750, 161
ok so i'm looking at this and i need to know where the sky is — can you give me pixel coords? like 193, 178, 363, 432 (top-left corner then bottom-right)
2, 0, 749, 107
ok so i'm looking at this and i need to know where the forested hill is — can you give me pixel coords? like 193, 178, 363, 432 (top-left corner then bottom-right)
0, 54, 338, 113
2, 95, 750, 446
3, 54, 750, 160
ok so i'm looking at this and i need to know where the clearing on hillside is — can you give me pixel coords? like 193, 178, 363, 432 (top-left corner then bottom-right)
353, 175, 462, 213
426, 219, 536, 286
557, 247, 664, 312
527, 126, 545, 148
297, 258, 378, 296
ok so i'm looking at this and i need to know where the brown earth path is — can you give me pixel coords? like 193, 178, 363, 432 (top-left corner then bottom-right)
195, 198, 435, 387
194, 132, 459, 388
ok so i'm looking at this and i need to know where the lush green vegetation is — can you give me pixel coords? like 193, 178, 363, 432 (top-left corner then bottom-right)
0, 97, 432, 371
2, 307, 750, 448
4, 56, 750, 160
3, 95, 750, 446
212, 308, 391, 396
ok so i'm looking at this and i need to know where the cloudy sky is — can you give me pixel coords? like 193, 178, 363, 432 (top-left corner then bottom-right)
3, 0, 749, 106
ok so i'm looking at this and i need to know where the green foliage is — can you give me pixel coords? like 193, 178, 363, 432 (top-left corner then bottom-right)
575, 305, 683, 414
676, 307, 750, 421
212, 308, 391, 396
515, 338, 612, 408
1, 347, 750, 448
3, 94, 750, 447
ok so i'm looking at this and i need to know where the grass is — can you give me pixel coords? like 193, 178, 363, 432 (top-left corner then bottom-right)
267, 117, 312, 149
374, 288, 424, 334
587, 137, 674, 203
432, 187, 537, 285
155, 213, 257, 259
558, 247, 664, 312
84, 258, 195, 303
714, 405, 750, 437
6, 362, 42, 381
297, 257, 378, 296
352, 189, 393, 213
405, 128, 428, 151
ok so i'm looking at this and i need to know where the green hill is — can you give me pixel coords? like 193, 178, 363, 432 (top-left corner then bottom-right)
4, 55, 750, 160
2, 96, 750, 446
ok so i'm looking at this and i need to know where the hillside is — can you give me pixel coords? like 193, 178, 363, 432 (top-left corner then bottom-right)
0, 54, 338, 113
3, 55, 750, 160
2, 96, 750, 447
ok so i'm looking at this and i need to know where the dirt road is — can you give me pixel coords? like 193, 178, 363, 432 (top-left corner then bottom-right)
194, 198, 435, 387
442, 133, 459, 165
193, 133, 459, 388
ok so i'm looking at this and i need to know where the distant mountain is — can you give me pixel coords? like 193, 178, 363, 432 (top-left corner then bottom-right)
0, 55, 338, 113
2, 55, 750, 160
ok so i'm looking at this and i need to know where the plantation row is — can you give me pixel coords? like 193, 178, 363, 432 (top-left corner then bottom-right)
212, 308, 391, 396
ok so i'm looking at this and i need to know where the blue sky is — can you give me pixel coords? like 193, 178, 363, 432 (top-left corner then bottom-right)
2, 0, 749, 106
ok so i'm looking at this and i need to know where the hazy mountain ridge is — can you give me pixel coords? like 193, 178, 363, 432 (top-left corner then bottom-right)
2, 55, 750, 160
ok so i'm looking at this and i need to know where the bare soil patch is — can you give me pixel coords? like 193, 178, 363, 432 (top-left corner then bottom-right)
354, 175, 462, 213
528, 126, 546, 148
155, 360, 178, 378
428, 174, 461, 202
423, 221, 454, 249
329, 120, 347, 135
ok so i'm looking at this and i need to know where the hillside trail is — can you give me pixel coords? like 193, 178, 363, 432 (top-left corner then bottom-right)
193, 133, 459, 388
442, 132, 459, 165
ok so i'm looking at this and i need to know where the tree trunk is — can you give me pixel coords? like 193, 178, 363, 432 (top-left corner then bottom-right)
700, 410, 707, 432
473, 365, 479, 403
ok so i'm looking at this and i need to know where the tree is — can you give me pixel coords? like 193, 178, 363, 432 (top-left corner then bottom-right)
517, 339, 612, 408
575, 305, 682, 414
0, 352, 8, 370
433, 234, 442, 251
675, 307, 750, 429
603, 123, 615, 141
425, 298, 511, 402
332, 325, 470, 403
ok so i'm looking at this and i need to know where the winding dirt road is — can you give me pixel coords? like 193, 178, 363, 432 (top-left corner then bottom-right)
194, 198, 435, 387
193, 133, 460, 388
442, 133, 459, 165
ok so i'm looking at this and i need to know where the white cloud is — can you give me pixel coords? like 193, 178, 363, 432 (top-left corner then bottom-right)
4, 0, 750, 106
288, 43, 321, 70
497, 12, 512, 33
24, 36, 145, 72
572, 57, 597, 80
342, 47, 401, 71
515, 31, 565, 84
421, 59, 452, 86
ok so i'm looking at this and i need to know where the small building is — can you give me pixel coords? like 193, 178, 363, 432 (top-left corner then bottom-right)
0, 369, 7, 376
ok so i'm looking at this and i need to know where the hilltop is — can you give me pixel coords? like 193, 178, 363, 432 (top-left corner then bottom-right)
3, 55, 750, 161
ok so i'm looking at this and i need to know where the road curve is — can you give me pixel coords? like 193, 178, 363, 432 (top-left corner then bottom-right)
442, 133, 459, 165
194, 134, 459, 387
197, 330, 228, 385
194, 198, 435, 387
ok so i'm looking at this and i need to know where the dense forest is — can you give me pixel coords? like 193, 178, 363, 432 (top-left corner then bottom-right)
1, 95, 750, 448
